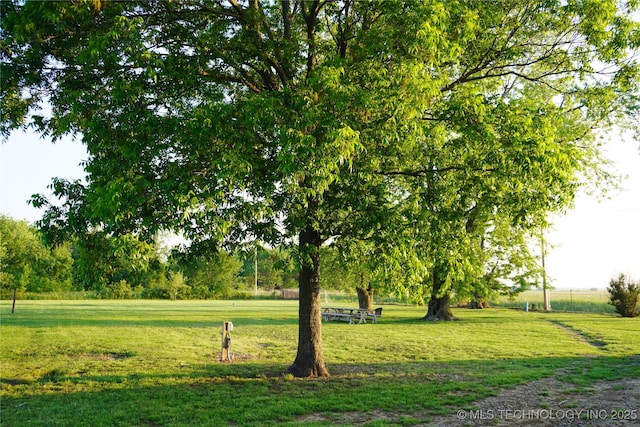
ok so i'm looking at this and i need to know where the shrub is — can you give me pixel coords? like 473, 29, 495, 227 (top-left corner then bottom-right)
607, 274, 640, 318
99, 280, 134, 299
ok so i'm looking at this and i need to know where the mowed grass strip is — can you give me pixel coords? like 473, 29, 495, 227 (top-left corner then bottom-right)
1, 300, 638, 426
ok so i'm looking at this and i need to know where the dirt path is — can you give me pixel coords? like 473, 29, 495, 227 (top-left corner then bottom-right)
426, 377, 640, 426
299, 376, 640, 426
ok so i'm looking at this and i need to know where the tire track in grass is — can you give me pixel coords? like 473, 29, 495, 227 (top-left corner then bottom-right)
546, 320, 607, 349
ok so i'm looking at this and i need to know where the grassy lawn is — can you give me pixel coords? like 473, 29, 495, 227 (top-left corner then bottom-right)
1, 300, 638, 426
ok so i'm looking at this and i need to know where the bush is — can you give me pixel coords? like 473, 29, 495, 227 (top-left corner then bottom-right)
607, 274, 640, 318
99, 280, 134, 299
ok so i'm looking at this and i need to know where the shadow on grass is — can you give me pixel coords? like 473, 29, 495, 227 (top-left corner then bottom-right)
3, 309, 517, 328
2, 355, 638, 427
0, 301, 301, 328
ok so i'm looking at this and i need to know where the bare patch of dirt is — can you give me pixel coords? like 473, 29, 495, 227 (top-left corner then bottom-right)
427, 377, 640, 426
214, 352, 255, 362
75, 351, 134, 360
297, 377, 640, 426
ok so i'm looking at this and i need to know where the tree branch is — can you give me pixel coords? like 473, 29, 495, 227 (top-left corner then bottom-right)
378, 165, 498, 178
197, 70, 263, 93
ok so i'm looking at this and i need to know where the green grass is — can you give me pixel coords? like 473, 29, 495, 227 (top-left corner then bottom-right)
1, 300, 639, 426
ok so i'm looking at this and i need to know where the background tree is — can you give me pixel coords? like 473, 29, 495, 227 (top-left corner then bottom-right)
71, 232, 156, 296
159, 271, 189, 301
238, 245, 298, 292
172, 249, 244, 299
0, 216, 73, 306
458, 215, 544, 309
320, 241, 402, 310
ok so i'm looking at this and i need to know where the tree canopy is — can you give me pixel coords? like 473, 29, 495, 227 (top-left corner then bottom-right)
2, 0, 639, 376
0, 215, 73, 295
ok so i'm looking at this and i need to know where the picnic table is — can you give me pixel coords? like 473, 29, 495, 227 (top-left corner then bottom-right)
321, 307, 382, 324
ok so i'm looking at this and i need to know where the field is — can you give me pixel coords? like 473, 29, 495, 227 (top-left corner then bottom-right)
1, 300, 639, 426
492, 289, 616, 314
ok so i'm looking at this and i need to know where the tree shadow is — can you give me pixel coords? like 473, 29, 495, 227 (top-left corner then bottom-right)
2, 355, 638, 427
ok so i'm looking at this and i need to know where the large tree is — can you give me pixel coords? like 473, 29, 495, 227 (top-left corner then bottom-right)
372, 2, 640, 320
2, 1, 638, 374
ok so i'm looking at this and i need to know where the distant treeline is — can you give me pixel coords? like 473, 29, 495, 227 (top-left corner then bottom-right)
1, 215, 365, 300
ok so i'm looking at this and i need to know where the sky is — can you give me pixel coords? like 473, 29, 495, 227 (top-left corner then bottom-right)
1, 129, 639, 289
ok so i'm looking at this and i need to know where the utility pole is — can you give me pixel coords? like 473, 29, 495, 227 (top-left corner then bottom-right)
541, 229, 551, 312
254, 244, 258, 295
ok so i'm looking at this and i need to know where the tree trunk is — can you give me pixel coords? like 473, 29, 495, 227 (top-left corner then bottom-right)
469, 300, 490, 309
356, 281, 373, 310
424, 294, 457, 320
12, 288, 17, 314
285, 224, 329, 378
423, 268, 457, 321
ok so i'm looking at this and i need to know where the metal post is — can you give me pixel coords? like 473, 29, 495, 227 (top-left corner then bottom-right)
570, 289, 573, 312
254, 245, 258, 295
